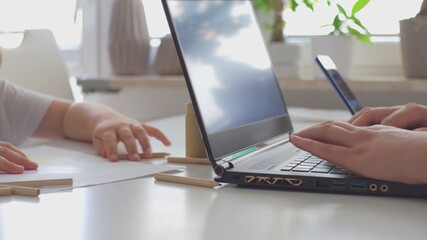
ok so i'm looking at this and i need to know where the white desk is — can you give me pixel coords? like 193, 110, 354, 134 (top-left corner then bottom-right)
1, 110, 426, 240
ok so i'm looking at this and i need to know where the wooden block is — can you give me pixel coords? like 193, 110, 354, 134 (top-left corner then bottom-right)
167, 156, 211, 165
154, 173, 219, 188
0, 185, 40, 197
0, 178, 73, 188
0, 186, 12, 196
116, 152, 170, 160
185, 103, 207, 158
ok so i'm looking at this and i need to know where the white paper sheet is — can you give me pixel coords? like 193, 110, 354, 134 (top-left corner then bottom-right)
0, 146, 180, 193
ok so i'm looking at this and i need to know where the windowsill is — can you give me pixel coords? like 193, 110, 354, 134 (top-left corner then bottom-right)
76, 75, 427, 93
76, 74, 427, 115
283, 75, 427, 92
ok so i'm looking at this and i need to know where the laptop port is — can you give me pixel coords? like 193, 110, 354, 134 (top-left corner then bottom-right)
331, 180, 347, 189
350, 181, 366, 190
369, 184, 378, 191
380, 184, 389, 192
314, 180, 328, 189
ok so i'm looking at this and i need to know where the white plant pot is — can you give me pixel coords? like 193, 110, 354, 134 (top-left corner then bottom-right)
108, 0, 150, 75
399, 17, 427, 78
268, 42, 302, 79
155, 34, 183, 75
254, 10, 275, 44
311, 36, 354, 79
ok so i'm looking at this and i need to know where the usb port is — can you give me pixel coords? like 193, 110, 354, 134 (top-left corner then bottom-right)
331, 180, 347, 189
350, 181, 366, 190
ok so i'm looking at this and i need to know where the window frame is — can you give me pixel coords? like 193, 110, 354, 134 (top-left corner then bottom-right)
80, 0, 405, 78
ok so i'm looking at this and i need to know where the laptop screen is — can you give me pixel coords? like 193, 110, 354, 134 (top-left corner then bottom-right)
163, 0, 293, 159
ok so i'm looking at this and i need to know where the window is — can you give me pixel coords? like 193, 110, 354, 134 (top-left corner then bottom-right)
87, 0, 422, 77
0, 0, 81, 49
142, 0, 169, 39
140, 0, 422, 77
284, 0, 423, 37
141, 0, 424, 39
0, 0, 82, 77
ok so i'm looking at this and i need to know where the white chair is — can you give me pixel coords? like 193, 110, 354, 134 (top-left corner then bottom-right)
0, 29, 75, 100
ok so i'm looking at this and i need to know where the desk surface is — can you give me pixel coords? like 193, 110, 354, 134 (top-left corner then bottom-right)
1, 111, 426, 240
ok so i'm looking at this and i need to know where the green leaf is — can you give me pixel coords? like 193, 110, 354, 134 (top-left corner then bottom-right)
348, 27, 371, 43
289, 0, 299, 11
302, 0, 314, 11
332, 15, 343, 32
253, 0, 273, 11
263, 23, 274, 31
348, 27, 362, 36
358, 35, 371, 43
273, 20, 286, 31
336, 4, 349, 18
320, 23, 330, 28
352, 0, 370, 16
351, 16, 370, 33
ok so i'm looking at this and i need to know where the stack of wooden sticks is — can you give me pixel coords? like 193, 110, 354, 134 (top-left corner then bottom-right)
0, 178, 73, 197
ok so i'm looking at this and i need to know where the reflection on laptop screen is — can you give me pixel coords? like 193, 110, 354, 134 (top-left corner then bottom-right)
167, 1, 287, 133
164, 0, 293, 159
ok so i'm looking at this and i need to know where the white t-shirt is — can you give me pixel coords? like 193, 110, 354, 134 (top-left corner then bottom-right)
0, 79, 53, 146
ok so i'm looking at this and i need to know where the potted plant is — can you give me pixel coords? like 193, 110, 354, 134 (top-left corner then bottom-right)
253, 0, 317, 78
399, 0, 427, 78
311, 0, 371, 79
253, 0, 317, 43
323, 0, 371, 42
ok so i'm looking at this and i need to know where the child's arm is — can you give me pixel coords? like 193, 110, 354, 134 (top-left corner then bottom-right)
33, 99, 171, 161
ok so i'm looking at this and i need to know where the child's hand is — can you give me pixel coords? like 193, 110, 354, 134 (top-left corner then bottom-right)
92, 117, 171, 162
0, 141, 38, 174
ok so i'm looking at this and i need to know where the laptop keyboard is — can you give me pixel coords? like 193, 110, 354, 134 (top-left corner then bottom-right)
281, 153, 353, 175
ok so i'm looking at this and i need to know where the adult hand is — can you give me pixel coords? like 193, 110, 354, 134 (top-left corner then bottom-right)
349, 103, 427, 130
290, 121, 427, 184
92, 117, 171, 162
0, 141, 38, 174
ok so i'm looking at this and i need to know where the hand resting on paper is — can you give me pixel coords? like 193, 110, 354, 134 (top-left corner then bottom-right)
0, 79, 171, 174
0, 141, 38, 174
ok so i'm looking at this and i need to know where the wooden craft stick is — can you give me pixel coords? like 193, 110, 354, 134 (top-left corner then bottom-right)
117, 152, 170, 160
154, 173, 219, 188
167, 156, 211, 165
0, 186, 12, 196
0, 185, 40, 197
0, 178, 73, 188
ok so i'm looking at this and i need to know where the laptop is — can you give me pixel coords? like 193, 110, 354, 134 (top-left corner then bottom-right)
315, 55, 363, 115
162, 0, 427, 197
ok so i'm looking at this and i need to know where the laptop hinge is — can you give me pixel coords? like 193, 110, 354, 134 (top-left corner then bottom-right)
213, 160, 232, 176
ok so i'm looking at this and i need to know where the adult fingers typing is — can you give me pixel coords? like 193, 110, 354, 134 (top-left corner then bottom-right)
349, 103, 427, 130
291, 122, 427, 184
348, 106, 400, 126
